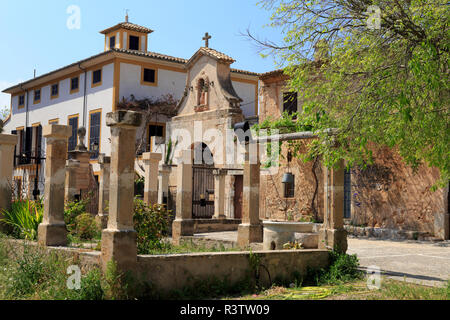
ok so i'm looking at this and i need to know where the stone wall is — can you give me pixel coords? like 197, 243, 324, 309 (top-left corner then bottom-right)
259, 73, 448, 239
137, 249, 329, 294
350, 145, 445, 235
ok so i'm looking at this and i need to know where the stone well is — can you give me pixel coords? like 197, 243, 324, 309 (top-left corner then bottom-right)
263, 221, 321, 250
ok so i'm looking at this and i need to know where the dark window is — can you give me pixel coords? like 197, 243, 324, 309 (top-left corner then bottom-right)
149, 125, 164, 137
284, 175, 295, 198
92, 69, 102, 85
143, 68, 156, 83
51, 84, 59, 97
34, 89, 41, 102
71, 77, 79, 91
34, 125, 42, 163
344, 169, 352, 218
89, 112, 101, 159
129, 36, 139, 50
18, 95, 25, 106
68, 117, 78, 151
109, 36, 116, 49
283, 92, 298, 116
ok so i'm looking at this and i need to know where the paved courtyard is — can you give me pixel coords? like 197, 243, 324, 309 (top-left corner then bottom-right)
195, 232, 450, 287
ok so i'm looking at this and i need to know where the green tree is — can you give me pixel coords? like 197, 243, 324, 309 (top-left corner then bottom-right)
251, 0, 449, 186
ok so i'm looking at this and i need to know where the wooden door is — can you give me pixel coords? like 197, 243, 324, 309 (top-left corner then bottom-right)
234, 175, 243, 219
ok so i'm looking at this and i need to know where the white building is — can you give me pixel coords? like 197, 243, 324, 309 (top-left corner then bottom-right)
2, 19, 260, 198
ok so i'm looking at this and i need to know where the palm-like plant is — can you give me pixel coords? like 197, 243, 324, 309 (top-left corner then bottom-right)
1, 199, 44, 240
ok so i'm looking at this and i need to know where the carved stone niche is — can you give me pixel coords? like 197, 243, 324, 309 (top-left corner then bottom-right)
195, 77, 210, 112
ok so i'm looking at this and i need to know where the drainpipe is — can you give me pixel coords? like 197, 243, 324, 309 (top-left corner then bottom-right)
78, 63, 88, 127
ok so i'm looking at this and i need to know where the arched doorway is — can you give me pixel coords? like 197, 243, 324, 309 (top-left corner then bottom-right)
191, 143, 215, 219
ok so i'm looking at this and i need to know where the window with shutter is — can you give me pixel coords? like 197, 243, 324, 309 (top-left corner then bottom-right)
68, 116, 78, 151
89, 111, 101, 159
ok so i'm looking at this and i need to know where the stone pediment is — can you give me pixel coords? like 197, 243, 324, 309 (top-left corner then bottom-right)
176, 48, 243, 116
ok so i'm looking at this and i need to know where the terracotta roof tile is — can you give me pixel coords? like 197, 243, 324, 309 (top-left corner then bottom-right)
100, 22, 153, 35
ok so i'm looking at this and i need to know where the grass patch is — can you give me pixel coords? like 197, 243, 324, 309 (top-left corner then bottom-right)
144, 239, 240, 255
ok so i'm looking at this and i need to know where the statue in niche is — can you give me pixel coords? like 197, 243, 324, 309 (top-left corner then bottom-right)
197, 78, 209, 106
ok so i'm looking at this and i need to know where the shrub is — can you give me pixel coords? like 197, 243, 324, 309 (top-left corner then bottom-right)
306, 250, 364, 286
64, 199, 89, 233
74, 213, 100, 240
133, 197, 172, 254
0, 199, 43, 240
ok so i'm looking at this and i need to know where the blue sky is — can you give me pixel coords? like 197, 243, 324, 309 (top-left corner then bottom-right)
0, 0, 284, 108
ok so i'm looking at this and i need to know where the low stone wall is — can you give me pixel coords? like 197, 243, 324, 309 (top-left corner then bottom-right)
137, 249, 329, 294
193, 219, 241, 233
344, 225, 435, 241
2, 239, 101, 268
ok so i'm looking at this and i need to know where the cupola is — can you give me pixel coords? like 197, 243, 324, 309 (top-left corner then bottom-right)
100, 14, 153, 52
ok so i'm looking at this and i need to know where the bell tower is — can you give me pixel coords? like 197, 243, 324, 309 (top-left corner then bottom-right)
100, 15, 154, 52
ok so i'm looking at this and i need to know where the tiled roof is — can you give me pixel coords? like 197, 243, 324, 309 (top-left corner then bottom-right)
198, 47, 235, 63
3, 49, 260, 93
112, 48, 187, 64
259, 69, 285, 79
100, 22, 153, 35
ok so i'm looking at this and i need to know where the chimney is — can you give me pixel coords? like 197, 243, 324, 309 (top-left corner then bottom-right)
125, 10, 129, 23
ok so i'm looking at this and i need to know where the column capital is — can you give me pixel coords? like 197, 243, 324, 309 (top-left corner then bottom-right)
66, 159, 80, 168
0, 133, 17, 146
143, 152, 162, 162
98, 153, 111, 165
106, 110, 142, 128
43, 125, 71, 139
213, 169, 227, 176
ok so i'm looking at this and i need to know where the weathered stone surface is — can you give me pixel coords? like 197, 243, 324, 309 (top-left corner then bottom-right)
237, 223, 263, 248
213, 169, 226, 219
101, 230, 137, 272
37, 223, 67, 247
158, 164, 171, 205
101, 111, 141, 272
294, 233, 319, 249
97, 154, 110, 229
0, 134, 17, 222
143, 152, 162, 206
106, 110, 142, 128
38, 125, 71, 247
64, 159, 80, 203
319, 228, 348, 253
137, 250, 329, 295
172, 219, 194, 245
263, 221, 319, 250
259, 74, 447, 239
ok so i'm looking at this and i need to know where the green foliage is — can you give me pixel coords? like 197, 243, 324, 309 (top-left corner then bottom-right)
306, 251, 364, 286
64, 199, 89, 233
0, 199, 44, 240
133, 197, 173, 254
74, 213, 100, 241
165, 139, 178, 165
256, 0, 449, 187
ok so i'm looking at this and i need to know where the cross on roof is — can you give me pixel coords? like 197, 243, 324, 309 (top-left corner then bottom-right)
202, 32, 212, 48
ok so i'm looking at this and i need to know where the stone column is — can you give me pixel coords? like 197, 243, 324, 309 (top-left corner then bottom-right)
101, 111, 142, 273
172, 150, 194, 245
64, 159, 80, 203
237, 144, 263, 248
96, 153, 111, 230
0, 134, 17, 226
143, 152, 162, 206
38, 125, 72, 246
158, 164, 172, 205
318, 159, 348, 253
213, 169, 226, 219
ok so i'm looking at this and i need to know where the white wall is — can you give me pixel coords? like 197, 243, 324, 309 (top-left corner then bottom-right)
119, 62, 187, 101
4, 63, 115, 157
232, 81, 257, 118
